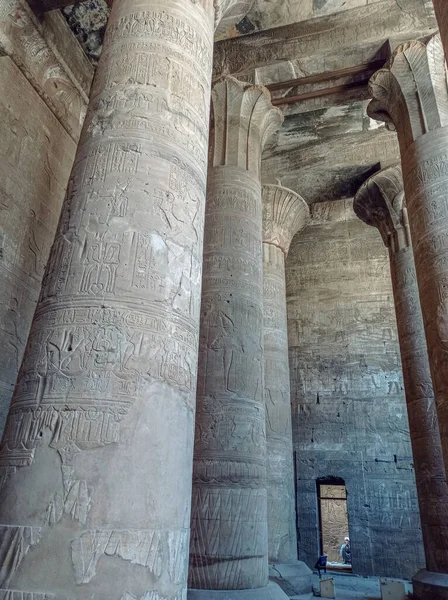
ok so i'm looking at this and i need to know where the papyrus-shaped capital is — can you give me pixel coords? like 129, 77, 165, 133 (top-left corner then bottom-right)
354, 165, 410, 253
368, 34, 448, 152
262, 184, 309, 255
211, 76, 283, 177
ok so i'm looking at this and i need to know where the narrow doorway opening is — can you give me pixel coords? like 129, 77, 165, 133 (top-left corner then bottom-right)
317, 477, 352, 572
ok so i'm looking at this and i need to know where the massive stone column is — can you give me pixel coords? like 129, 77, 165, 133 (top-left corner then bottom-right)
0, 1, 247, 598
433, 1, 448, 64
262, 184, 312, 594
189, 76, 287, 600
369, 39, 448, 595
354, 165, 448, 598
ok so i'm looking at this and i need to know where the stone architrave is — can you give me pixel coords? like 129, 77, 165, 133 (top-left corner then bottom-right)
354, 165, 448, 597
0, 0, 245, 597
369, 39, 448, 594
433, 1, 448, 64
189, 76, 287, 600
261, 184, 312, 594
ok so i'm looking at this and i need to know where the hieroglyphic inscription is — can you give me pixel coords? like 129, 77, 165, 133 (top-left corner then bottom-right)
82, 142, 140, 185
104, 12, 212, 71
0, 301, 198, 467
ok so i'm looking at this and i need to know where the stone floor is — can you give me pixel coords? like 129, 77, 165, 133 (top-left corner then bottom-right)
290, 572, 413, 599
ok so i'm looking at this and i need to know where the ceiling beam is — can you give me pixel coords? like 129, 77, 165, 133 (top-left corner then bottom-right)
271, 81, 369, 106
268, 60, 386, 107
265, 60, 385, 93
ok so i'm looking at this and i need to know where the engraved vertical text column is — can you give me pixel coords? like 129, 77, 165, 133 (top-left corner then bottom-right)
354, 166, 448, 593
262, 184, 309, 565
189, 76, 283, 593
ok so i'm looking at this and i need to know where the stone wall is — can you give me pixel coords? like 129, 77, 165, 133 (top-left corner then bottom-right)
0, 3, 92, 434
286, 199, 425, 579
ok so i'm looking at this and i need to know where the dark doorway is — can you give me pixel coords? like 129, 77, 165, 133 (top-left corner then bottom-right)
317, 477, 351, 571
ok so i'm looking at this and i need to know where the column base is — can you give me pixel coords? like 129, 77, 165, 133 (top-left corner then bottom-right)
413, 569, 448, 599
188, 582, 290, 600
269, 562, 313, 596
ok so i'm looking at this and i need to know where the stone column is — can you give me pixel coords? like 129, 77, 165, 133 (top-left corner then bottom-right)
0, 1, 245, 597
354, 165, 448, 598
262, 184, 312, 595
189, 76, 287, 600
433, 1, 448, 64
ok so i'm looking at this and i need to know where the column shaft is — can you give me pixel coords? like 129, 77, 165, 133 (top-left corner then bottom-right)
0, 0, 215, 597
390, 242, 448, 573
354, 158, 448, 597
402, 129, 448, 479
190, 166, 268, 590
263, 242, 297, 564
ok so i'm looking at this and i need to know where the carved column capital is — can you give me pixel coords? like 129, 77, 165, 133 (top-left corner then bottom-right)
262, 184, 309, 255
211, 76, 283, 178
354, 165, 410, 253
368, 34, 448, 152
214, 0, 254, 35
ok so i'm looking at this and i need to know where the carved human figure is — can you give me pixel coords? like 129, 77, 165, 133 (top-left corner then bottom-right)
189, 76, 288, 600
354, 165, 448, 597
262, 184, 309, 566
0, 1, 252, 598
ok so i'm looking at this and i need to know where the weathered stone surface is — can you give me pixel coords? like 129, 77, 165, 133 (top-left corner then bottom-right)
433, 1, 448, 64
212, 0, 436, 208
0, 0, 218, 596
0, 0, 90, 141
286, 199, 424, 579
61, 0, 254, 66
189, 76, 283, 593
413, 570, 448, 600
263, 122, 398, 204
354, 166, 448, 581
369, 34, 448, 544
262, 184, 309, 566
0, 6, 89, 436
39, 9, 94, 99
240, 0, 388, 37
213, 0, 437, 81
188, 582, 291, 600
